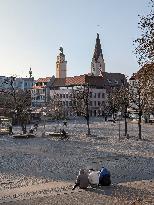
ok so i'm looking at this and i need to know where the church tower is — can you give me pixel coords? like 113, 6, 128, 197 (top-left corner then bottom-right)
56, 47, 67, 78
91, 33, 105, 76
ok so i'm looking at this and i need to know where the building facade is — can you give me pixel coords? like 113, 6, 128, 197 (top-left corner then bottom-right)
31, 76, 55, 107
0, 76, 34, 91
49, 75, 107, 117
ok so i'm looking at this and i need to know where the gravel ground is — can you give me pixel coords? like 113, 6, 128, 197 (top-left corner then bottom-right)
0, 118, 154, 204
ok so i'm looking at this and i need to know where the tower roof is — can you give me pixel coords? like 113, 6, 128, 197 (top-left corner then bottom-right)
93, 33, 103, 61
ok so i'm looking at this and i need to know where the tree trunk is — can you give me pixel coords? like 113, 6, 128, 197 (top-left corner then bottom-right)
124, 116, 127, 136
124, 106, 128, 136
138, 112, 142, 139
21, 123, 27, 134
86, 115, 90, 135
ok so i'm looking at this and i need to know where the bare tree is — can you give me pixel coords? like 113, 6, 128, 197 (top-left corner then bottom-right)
118, 85, 129, 136
133, 0, 154, 139
105, 88, 121, 121
134, 0, 154, 66
47, 93, 65, 120
71, 84, 90, 135
129, 65, 154, 139
1, 76, 32, 134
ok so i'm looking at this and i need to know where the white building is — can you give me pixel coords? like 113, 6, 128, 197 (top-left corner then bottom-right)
49, 75, 107, 117
0, 76, 34, 91
31, 76, 55, 107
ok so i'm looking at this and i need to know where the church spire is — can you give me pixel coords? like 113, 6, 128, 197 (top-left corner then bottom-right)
93, 33, 103, 62
91, 33, 105, 76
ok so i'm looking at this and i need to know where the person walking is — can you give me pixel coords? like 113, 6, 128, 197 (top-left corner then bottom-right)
63, 119, 67, 127
72, 169, 89, 190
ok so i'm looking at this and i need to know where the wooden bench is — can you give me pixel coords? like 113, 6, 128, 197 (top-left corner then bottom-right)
47, 131, 69, 139
13, 133, 35, 139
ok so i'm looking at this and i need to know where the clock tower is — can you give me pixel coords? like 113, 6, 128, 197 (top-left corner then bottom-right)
56, 47, 67, 78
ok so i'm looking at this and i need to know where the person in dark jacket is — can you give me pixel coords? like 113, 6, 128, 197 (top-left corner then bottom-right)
8, 124, 13, 135
72, 169, 89, 190
99, 167, 111, 186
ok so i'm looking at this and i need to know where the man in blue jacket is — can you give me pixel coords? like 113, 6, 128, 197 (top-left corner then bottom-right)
99, 167, 111, 186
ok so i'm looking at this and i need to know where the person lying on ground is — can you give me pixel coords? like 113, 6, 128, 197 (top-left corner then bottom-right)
99, 167, 111, 186
72, 169, 89, 190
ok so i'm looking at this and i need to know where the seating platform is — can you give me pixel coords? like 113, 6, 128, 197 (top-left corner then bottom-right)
46, 131, 69, 138
13, 133, 35, 139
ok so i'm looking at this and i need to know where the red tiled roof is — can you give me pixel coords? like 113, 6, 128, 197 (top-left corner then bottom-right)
66, 75, 86, 85
36, 77, 51, 83
50, 73, 126, 89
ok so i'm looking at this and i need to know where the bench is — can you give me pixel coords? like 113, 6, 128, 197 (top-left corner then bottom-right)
47, 131, 69, 139
13, 133, 35, 139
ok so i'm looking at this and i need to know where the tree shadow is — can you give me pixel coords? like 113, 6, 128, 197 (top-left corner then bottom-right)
85, 182, 153, 203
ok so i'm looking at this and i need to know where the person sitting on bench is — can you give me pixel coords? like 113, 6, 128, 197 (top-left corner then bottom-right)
61, 129, 67, 138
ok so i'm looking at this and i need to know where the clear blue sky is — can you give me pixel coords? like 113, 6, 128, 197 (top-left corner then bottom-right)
0, 0, 149, 79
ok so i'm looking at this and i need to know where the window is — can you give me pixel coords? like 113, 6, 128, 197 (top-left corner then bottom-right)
102, 93, 105, 98
98, 101, 100, 106
90, 101, 93, 106
94, 93, 96, 98
107, 79, 112, 83
94, 101, 96, 106
98, 93, 100, 98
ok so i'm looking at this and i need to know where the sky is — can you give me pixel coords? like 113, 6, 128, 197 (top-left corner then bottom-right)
0, 0, 150, 79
